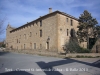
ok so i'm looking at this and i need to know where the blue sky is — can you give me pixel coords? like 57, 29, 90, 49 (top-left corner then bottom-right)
0, 0, 100, 41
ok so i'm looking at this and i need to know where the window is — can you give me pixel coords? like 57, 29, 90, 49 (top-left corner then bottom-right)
17, 46, 18, 50
30, 43, 32, 49
19, 40, 20, 43
40, 44, 42, 49
24, 44, 25, 49
34, 43, 36, 49
40, 30, 42, 37
71, 19, 73, 26
24, 34, 26, 39
17, 39, 18, 43
20, 35, 21, 39
67, 29, 69, 36
33, 23, 34, 26
46, 42, 49, 49
21, 45, 22, 49
36, 22, 38, 26
67, 18, 68, 22
30, 32, 32, 37
40, 20, 42, 27
70, 29, 75, 37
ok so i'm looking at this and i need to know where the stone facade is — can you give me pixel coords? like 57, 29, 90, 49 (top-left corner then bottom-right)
91, 38, 100, 53
6, 8, 87, 53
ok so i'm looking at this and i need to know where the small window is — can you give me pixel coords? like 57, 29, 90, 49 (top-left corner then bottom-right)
46, 42, 49, 49
40, 20, 42, 27
40, 30, 42, 37
30, 32, 32, 37
40, 44, 42, 49
17, 39, 18, 43
33, 23, 34, 26
24, 44, 25, 49
20, 35, 21, 39
67, 29, 69, 36
36, 22, 38, 26
30, 43, 32, 49
67, 18, 68, 22
24, 34, 26, 39
71, 19, 73, 26
34, 43, 36, 49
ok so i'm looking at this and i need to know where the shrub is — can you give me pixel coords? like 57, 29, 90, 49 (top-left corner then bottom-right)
76, 55, 81, 58
64, 37, 91, 53
77, 48, 90, 53
76, 55, 93, 58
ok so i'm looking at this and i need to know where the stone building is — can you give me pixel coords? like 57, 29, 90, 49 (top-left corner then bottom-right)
6, 8, 87, 53
91, 37, 100, 53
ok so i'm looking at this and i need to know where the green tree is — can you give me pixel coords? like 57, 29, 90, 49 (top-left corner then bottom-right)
77, 10, 98, 49
94, 25, 100, 36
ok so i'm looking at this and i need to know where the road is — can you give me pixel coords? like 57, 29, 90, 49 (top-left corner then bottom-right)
0, 52, 100, 75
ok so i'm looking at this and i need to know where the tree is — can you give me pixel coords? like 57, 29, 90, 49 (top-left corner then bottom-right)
94, 25, 100, 36
77, 10, 98, 49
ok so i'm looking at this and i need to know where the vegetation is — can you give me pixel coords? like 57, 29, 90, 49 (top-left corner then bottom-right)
76, 55, 93, 58
1, 44, 6, 48
64, 37, 90, 53
77, 10, 100, 49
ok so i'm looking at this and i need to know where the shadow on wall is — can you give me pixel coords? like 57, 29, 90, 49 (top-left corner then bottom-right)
36, 58, 100, 75
0, 71, 33, 75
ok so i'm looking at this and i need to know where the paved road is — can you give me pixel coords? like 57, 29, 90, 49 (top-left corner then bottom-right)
0, 52, 100, 75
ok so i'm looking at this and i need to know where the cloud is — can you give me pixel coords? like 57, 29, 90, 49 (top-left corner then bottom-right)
0, 0, 100, 40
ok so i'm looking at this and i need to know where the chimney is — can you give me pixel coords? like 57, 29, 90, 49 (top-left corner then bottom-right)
49, 8, 52, 13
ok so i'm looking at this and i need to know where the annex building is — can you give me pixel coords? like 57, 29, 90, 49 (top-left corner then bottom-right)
6, 8, 87, 53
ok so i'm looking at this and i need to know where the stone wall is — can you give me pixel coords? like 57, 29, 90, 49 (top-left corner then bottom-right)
57, 13, 79, 53
6, 13, 58, 52
91, 38, 100, 53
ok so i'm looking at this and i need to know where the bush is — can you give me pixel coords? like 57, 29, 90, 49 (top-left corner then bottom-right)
77, 48, 90, 53
1, 44, 6, 48
64, 38, 91, 53
76, 55, 93, 58
76, 55, 81, 58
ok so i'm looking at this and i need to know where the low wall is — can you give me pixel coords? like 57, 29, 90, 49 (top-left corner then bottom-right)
4, 49, 58, 57
3, 49, 100, 58
66, 53, 100, 57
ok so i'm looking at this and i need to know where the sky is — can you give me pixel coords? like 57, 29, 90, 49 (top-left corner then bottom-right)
0, 0, 100, 41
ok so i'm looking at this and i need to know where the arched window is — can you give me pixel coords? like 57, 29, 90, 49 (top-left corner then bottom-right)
46, 42, 49, 49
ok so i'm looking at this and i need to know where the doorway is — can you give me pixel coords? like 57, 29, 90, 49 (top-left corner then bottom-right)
46, 42, 49, 49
